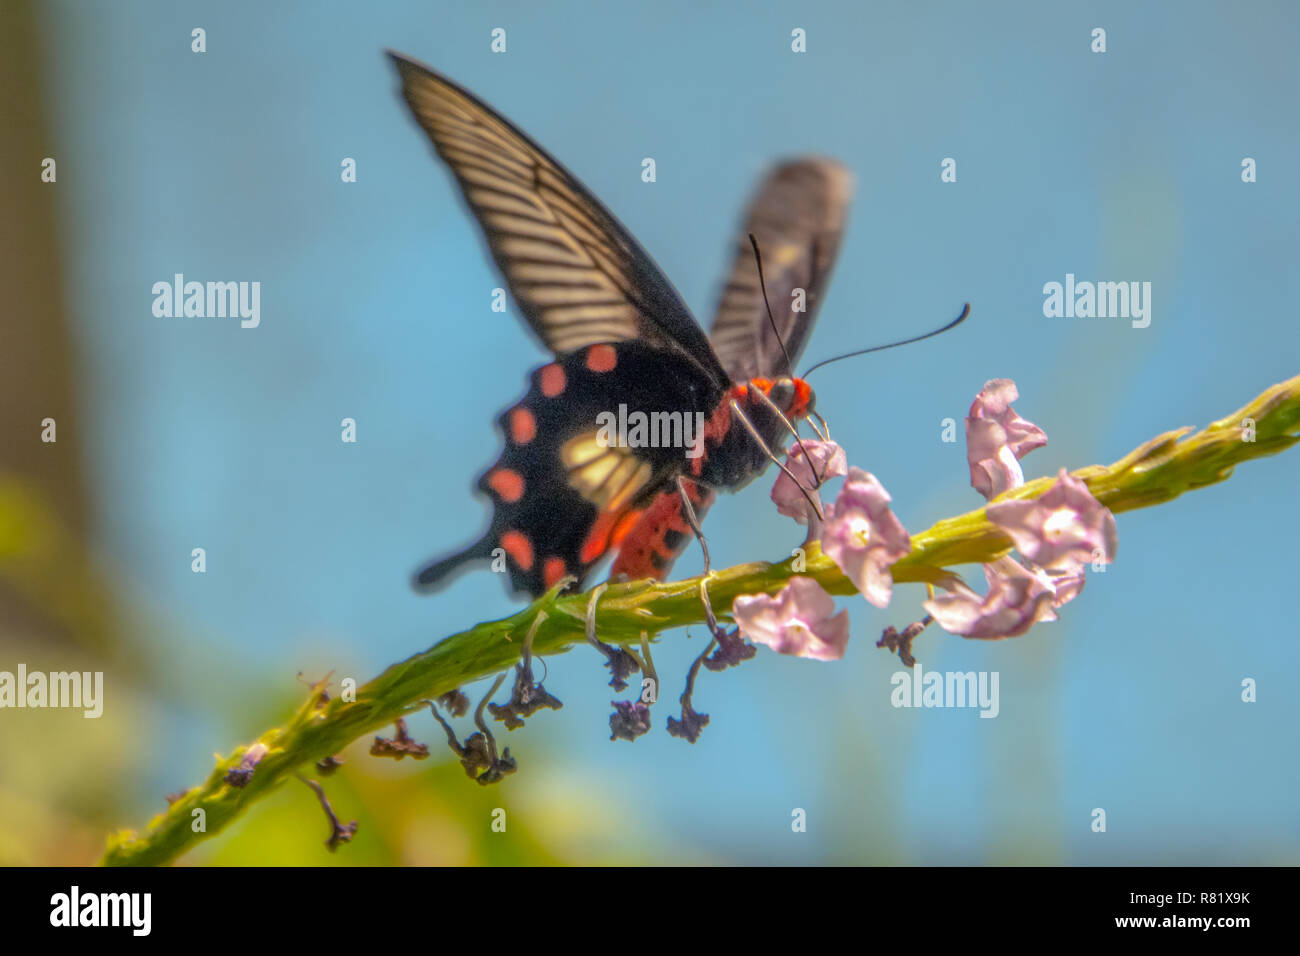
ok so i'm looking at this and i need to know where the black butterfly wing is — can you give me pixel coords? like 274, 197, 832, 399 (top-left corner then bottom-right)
708, 158, 852, 380
389, 52, 728, 387
414, 342, 722, 596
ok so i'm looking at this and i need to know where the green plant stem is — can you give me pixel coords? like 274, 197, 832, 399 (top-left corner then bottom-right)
100, 372, 1300, 866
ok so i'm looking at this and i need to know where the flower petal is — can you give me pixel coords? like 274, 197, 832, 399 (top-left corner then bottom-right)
966, 379, 1047, 499
771, 439, 847, 524
732, 577, 850, 661
924, 557, 1059, 639
821, 468, 911, 608
987, 468, 1118, 572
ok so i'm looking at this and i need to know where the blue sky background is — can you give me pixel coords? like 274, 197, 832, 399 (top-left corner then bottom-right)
37, 0, 1299, 863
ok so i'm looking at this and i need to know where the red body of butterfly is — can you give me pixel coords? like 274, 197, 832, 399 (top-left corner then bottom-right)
390, 53, 851, 597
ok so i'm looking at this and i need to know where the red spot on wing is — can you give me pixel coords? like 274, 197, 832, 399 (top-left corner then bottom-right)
579, 509, 618, 564
543, 556, 567, 588
500, 530, 534, 571
508, 407, 537, 444
610, 486, 708, 581
539, 363, 566, 397
579, 505, 645, 565
611, 509, 643, 546
585, 344, 617, 373
487, 468, 525, 503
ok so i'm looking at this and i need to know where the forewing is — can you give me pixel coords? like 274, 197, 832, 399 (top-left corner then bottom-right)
708, 158, 852, 381
390, 52, 728, 385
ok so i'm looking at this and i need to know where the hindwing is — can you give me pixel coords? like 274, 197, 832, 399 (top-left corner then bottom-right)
414, 342, 725, 595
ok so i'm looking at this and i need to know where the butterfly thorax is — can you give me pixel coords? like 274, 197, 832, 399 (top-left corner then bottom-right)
692, 377, 815, 491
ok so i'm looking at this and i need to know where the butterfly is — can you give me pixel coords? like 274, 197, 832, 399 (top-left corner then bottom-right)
390, 52, 851, 598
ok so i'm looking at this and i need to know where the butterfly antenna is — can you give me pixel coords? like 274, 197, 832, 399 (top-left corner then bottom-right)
747, 233, 823, 487
729, 398, 823, 521
748, 233, 795, 378
801, 302, 971, 378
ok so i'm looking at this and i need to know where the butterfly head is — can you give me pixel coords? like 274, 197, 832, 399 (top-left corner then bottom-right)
753, 376, 815, 419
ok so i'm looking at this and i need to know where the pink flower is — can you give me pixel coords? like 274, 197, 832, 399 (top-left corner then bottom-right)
771, 439, 847, 525
732, 576, 850, 661
923, 556, 1061, 639
987, 468, 1118, 572
821, 468, 911, 608
966, 379, 1048, 500
924, 470, 1116, 640
1049, 566, 1087, 606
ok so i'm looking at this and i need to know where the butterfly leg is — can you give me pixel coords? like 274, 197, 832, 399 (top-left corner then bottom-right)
675, 475, 712, 574
673, 475, 737, 644
672, 477, 741, 650
728, 399, 823, 521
